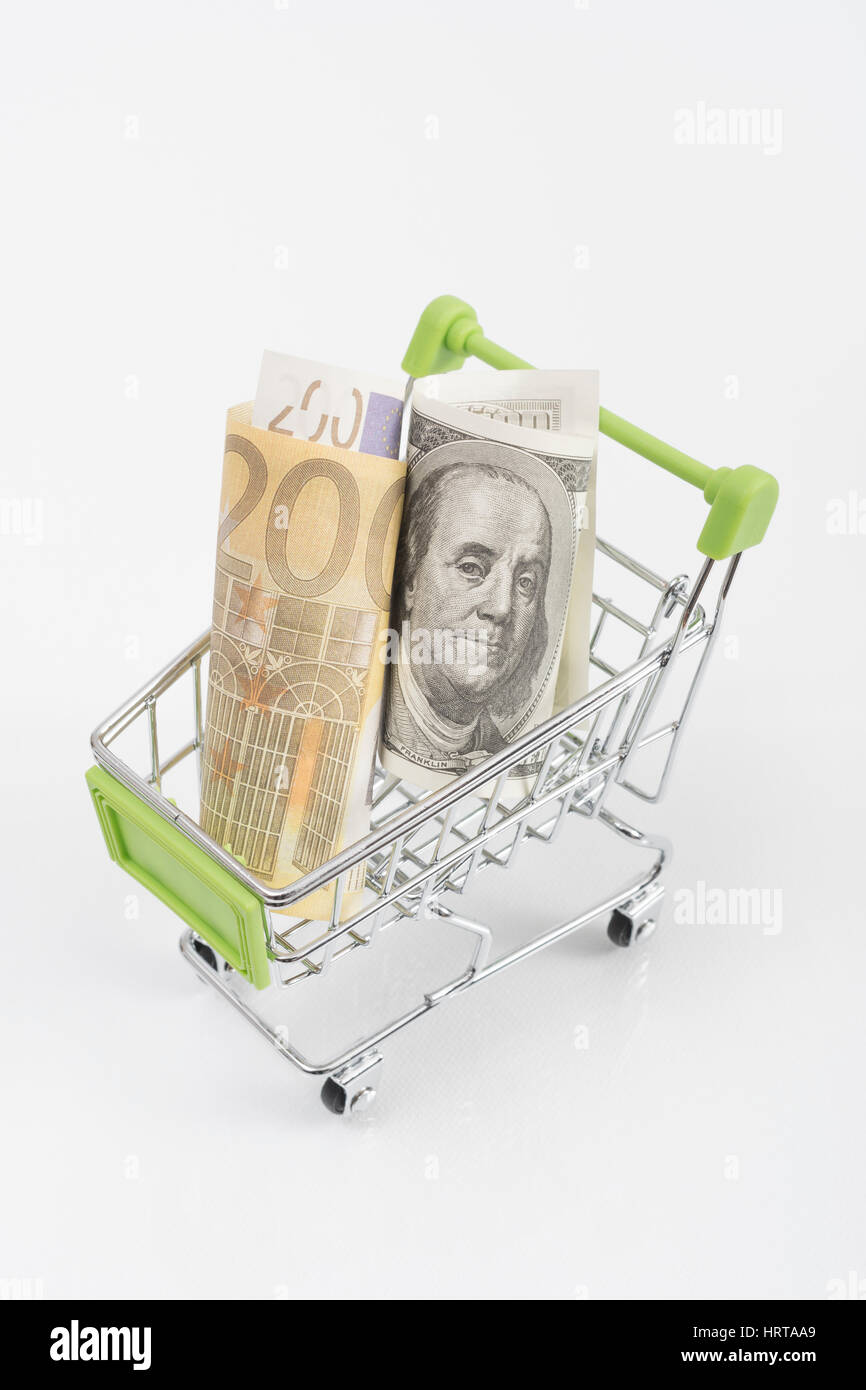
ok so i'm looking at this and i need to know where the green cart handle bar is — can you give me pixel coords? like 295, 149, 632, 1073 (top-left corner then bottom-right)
402, 295, 778, 561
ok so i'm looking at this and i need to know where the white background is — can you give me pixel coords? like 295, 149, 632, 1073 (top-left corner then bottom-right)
2, 0, 864, 1300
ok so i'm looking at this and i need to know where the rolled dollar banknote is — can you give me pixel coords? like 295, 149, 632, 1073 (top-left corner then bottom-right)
380, 370, 598, 790
447, 372, 600, 717
200, 372, 405, 922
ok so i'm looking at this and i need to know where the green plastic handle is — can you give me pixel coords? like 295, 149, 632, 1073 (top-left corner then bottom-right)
86, 765, 271, 989
401, 295, 778, 560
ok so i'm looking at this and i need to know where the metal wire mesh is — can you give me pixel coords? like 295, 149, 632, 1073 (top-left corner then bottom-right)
93, 535, 725, 999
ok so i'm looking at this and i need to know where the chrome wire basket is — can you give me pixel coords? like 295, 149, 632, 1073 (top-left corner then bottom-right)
87, 294, 777, 1116
89, 534, 738, 1116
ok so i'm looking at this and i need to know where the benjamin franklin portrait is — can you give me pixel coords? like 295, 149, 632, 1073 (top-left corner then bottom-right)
384, 436, 573, 770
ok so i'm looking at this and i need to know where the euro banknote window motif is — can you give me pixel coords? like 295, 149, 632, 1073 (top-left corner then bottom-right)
201, 576, 376, 877
199, 396, 405, 919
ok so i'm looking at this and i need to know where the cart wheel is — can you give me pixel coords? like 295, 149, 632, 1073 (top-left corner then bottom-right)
608, 909, 636, 947
607, 890, 664, 948
320, 1052, 382, 1117
320, 1077, 347, 1115
191, 938, 218, 971
320, 1077, 378, 1117
607, 910, 660, 947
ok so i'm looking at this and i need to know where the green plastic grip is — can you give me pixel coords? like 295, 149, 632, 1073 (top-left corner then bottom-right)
86, 765, 271, 989
401, 295, 778, 560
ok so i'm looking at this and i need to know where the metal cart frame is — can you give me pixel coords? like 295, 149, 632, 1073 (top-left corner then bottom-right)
86, 296, 778, 1116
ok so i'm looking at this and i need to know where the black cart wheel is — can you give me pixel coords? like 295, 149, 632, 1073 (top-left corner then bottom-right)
320, 1074, 379, 1117
607, 909, 635, 948
192, 938, 219, 971
320, 1077, 347, 1115
607, 907, 660, 947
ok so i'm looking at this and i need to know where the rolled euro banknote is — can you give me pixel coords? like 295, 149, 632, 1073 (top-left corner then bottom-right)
252, 350, 403, 459
380, 369, 599, 791
200, 362, 405, 922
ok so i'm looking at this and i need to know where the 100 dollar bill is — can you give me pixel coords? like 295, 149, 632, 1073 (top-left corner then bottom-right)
381, 370, 598, 790
448, 370, 600, 720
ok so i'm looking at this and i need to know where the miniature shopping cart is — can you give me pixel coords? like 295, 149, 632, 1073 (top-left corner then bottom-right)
86, 295, 779, 1117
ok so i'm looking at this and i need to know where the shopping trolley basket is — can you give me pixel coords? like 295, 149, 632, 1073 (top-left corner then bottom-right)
86, 295, 779, 1117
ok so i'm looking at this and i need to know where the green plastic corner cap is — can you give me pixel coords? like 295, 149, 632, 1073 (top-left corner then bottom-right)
699, 464, 780, 560
401, 295, 481, 377
86, 766, 271, 989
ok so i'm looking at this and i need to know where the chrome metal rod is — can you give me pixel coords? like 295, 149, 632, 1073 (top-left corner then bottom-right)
92, 621, 709, 911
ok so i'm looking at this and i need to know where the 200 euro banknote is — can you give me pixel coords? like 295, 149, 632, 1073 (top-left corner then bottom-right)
200, 399, 405, 921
